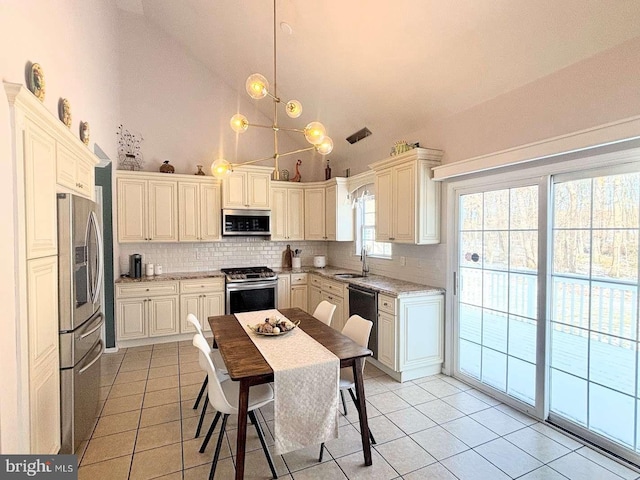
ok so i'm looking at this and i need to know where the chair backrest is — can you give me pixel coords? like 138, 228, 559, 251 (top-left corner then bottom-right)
187, 313, 204, 335
192, 333, 236, 414
341, 314, 373, 349
312, 300, 337, 326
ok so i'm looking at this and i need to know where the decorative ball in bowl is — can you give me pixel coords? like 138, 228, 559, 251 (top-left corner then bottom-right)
249, 316, 299, 336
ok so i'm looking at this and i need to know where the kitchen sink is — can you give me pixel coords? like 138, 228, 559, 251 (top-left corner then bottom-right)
334, 273, 364, 279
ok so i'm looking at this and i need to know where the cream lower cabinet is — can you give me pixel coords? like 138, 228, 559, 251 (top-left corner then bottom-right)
307, 275, 348, 331
116, 282, 180, 340
277, 274, 291, 309
290, 273, 308, 311
374, 292, 445, 382
180, 278, 225, 333
117, 173, 178, 243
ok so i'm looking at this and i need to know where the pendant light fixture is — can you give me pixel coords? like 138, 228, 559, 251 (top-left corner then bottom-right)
211, 0, 333, 179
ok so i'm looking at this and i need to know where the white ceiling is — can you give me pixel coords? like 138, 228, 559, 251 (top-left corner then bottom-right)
122, 0, 640, 163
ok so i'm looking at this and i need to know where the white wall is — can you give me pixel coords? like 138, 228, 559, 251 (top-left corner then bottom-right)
0, 0, 120, 453
331, 35, 640, 176
116, 10, 325, 181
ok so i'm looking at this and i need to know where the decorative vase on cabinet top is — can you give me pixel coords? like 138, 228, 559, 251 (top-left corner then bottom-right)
160, 160, 175, 173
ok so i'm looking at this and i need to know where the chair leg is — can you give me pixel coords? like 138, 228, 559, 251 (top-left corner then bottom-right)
249, 410, 278, 479
347, 388, 376, 445
340, 390, 348, 416
193, 376, 208, 410
195, 394, 209, 438
208, 414, 229, 480
199, 411, 221, 453
318, 442, 325, 462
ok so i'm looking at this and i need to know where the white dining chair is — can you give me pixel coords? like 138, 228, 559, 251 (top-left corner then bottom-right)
187, 313, 228, 438
192, 333, 278, 480
319, 314, 376, 462
312, 300, 337, 326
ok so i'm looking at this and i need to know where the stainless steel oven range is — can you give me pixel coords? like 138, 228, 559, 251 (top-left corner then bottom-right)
222, 266, 278, 314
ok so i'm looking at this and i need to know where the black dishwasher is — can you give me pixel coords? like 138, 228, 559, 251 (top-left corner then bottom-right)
347, 285, 378, 359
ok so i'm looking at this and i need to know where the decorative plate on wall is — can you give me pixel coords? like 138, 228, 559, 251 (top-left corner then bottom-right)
58, 98, 72, 128
79, 121, 90, 146
27, 62, 46, 102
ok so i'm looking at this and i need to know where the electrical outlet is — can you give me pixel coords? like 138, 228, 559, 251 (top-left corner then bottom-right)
196, 250, 202, 260
400, 256, 406, 266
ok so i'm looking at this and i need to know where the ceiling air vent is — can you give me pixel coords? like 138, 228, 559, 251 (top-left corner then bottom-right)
346, 127, 372, 145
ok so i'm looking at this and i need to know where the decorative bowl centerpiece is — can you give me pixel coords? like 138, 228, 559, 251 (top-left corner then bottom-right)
248, 315, 299, 336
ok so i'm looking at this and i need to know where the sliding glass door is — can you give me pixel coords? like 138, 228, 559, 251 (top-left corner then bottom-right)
549, 171, 640, 457
457, 185, 540, 409
454, 165, 640, 464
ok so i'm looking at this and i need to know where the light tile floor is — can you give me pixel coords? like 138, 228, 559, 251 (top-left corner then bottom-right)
77, 341, 640, 480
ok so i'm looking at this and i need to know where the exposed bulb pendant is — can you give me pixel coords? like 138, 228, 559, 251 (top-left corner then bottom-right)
212, 0, 332, 180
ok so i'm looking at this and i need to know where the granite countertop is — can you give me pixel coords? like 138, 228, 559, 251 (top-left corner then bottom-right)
275, 266, 445, 298
115, 270, 225, 283
116, 266, 444, 297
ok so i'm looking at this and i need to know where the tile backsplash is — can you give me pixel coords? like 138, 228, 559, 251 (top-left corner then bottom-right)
118, 239, 328, 276
327, 241, 446, 288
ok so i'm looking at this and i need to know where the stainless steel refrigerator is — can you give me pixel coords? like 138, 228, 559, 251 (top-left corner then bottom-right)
57, 193, 105, 454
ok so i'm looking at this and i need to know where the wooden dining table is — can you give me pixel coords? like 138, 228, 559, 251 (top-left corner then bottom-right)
208, 307, 373, 480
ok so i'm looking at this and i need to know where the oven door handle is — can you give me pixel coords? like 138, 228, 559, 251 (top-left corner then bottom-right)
227, 281, 278, 291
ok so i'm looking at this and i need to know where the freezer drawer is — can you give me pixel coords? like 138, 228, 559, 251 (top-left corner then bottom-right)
59, 310, 103, 369
60, 338, 103, 454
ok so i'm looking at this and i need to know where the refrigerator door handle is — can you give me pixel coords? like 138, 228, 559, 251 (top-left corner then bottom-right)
79, 312, 104, 340
78, 340, 104, 375
88, 210, 104, 305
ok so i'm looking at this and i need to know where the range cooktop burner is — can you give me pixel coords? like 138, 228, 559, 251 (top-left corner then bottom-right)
222, 266, 277, 282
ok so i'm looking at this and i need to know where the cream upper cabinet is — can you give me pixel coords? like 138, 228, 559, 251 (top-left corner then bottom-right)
178, 180, 221, 242
148, 180, 178, 241
222, 166, 273, 209
56, 142, 95, 199
304, 187, 326, 240
23, 118, 58, 259
116, 172, 178, 243
370, 147, 443, 245
271, 183, 305, 241
325, 178, 353, 241
304, 179, 352, 241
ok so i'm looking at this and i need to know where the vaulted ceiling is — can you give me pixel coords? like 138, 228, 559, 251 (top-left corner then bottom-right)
118, 0, 640, 163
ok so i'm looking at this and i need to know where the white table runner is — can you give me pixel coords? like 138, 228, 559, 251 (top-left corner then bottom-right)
235, 309, 339, 455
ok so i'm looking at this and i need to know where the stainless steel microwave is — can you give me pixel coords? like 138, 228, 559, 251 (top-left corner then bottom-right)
222, 209, 271, 236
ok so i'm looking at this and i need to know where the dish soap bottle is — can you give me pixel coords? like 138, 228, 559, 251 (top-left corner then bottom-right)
283, 244, 293, 268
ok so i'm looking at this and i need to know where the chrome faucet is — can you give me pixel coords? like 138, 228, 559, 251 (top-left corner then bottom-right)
361, 247, 369, 277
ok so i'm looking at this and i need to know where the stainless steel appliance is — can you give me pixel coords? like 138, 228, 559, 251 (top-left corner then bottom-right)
57, 193, 105, 454
129, 253, 142, 278
223, 266, 278, 314
222, 209, 271, 236
348, 284, 378, 359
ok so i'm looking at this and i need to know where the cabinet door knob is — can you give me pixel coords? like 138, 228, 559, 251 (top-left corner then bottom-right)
146, 288, 150, 291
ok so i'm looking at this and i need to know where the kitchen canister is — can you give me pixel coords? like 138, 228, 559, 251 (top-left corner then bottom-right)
145, 263, 154, 276
313, 255, 326, 268
292, 257, 301, 269
154, 264, 163, 275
